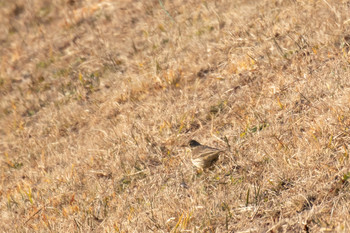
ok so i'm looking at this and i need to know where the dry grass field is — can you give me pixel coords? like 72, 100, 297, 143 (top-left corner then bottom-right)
1, 0, 350, 232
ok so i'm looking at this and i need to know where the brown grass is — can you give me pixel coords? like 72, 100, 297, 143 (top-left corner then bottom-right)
1, 0, 350, 232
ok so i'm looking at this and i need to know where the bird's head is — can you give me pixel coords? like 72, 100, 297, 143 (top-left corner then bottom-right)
189, 140, 201, 147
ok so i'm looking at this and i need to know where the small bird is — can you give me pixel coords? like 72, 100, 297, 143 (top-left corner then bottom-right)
189, 140, 223, 169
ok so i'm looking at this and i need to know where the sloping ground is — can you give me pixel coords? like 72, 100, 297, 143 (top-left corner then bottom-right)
1, 0, 350, 232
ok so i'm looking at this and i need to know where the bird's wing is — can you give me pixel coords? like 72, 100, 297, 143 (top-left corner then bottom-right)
196, 147, 220, 158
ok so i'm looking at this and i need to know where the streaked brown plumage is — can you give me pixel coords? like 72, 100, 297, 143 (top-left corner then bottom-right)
189, 140, 222, 169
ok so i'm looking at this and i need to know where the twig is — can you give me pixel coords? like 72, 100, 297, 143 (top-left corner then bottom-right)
24, 207, 43, 225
